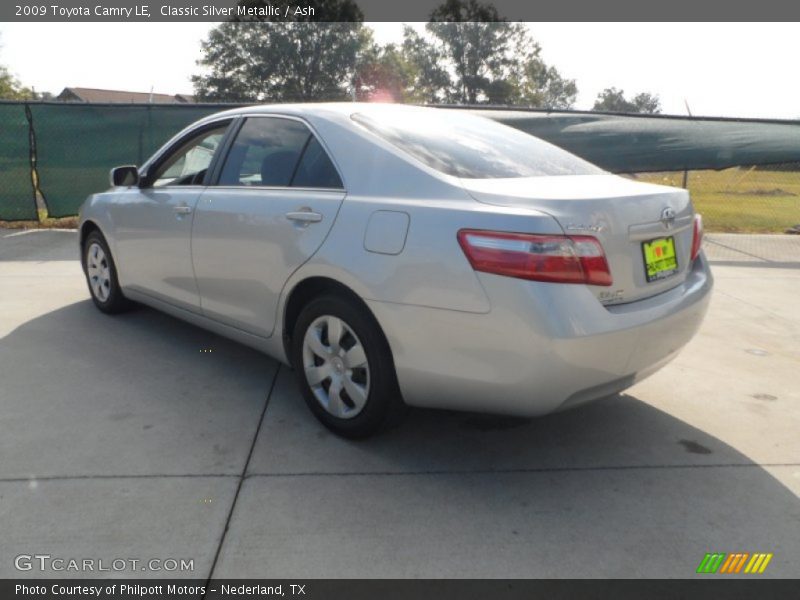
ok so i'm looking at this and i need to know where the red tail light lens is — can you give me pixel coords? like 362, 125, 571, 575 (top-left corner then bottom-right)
457, 229, 613, 286
690, 214, 704, 261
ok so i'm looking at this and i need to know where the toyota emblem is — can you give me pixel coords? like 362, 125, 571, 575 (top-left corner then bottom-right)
660, 207, 676, 229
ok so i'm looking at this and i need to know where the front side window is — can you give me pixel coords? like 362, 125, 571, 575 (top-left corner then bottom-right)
218, 117, 342, 189
352, 109, 603, 179
151, 125, 228, 187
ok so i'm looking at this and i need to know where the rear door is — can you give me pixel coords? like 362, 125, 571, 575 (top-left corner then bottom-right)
191, 115, 345, 337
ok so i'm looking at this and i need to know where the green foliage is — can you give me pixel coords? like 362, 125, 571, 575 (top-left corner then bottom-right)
354, 41, 420, 103
193, 0, 366, 102
426, 0, 520, 103
430, 0, 501, 21
0, 67, 36, 100
404, 0, 577, 107
399, 26, 452, 103
0, 35, 37, 100
593, 87, 662, 114
192, 0, 579, 107
514, 59, 579, 110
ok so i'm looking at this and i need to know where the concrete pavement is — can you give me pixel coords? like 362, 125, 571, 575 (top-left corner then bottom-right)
1, 229, 798, 579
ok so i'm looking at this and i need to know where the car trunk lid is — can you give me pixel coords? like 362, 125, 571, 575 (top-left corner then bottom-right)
461, 174, 695, 305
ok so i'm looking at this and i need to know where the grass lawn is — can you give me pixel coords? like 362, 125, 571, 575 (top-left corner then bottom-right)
631, 168, 800, 233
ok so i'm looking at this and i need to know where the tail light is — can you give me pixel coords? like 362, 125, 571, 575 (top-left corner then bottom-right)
457, 229, 613, 286
690, 214, 704, 261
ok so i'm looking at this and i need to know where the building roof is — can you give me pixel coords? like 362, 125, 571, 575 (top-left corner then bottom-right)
56, 87, 194, 104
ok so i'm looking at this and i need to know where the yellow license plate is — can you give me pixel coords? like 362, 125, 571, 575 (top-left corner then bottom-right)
642, 237, 678, 282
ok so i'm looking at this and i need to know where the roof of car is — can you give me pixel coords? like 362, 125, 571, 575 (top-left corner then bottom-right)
207, 102, 444, 122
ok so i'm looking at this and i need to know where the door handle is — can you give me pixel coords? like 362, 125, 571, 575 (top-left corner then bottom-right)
174, 205, 192, 215
286, 210, 323, 224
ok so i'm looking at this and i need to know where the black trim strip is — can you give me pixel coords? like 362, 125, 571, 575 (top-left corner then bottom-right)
206, 117, 244, 187
288, 134, 313, 187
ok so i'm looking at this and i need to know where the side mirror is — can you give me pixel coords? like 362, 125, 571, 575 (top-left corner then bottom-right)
110, 165, 139, 187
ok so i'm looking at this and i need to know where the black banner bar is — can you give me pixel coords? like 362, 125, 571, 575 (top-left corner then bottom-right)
3, 0, 800, 22
4, 579, 800, 600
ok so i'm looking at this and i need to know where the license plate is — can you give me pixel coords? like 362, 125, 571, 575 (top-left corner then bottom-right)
642, 237, 678, 282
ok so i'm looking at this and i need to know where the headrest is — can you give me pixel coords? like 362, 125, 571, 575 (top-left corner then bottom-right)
261, 150, 299, 186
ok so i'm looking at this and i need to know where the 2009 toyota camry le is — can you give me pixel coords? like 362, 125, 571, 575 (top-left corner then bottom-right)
78, 103, 712, 438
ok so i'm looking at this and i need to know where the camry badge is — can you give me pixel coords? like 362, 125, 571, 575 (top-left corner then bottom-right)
565, 223, 604, 233
660, 207, 676, 229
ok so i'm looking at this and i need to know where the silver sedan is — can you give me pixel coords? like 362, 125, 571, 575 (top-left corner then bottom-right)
79, 104, 712, 437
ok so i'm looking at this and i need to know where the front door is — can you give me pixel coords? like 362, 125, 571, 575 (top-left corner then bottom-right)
113, 122, 231, 312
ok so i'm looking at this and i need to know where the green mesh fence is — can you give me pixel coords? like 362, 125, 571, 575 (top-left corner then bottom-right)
28, 103, 235, 218
0, 103, 36, 221
471, 109, 800, 173
2, 102, 800, 227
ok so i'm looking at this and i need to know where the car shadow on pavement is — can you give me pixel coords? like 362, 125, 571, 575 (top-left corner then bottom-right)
2, 299, 799, 578
0, 300, 277, 479
225, 367, 800, 578
232, 368, 800, 578
249, 364, 795, 478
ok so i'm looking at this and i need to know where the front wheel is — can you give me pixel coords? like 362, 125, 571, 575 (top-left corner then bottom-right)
291, 294, 405, 438
82, 230, 132, 314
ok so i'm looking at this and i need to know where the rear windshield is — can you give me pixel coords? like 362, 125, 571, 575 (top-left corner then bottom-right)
351, 110, 603, 179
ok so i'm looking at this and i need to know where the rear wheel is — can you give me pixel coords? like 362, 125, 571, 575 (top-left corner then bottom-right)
82, 230, 132, 314
291, 294, 405, 438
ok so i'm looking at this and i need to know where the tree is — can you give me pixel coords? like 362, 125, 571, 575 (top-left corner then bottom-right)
399, 26, 452, 103
629, 92, 661, 114
354, 42, 420, 103
0, 36, 37, 100
510, 56, 577, 109
427, 0, 515, 103
0, 67, 35, 100
192, 0, 578, 107
192, 0, 369, 102
402, 0, 577, 107
593, 87, 662, 114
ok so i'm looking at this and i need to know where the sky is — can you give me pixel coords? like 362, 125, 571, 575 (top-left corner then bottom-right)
0, 22, 798, 119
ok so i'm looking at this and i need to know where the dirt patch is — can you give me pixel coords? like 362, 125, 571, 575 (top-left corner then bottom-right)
1, 216, 79, 230
726, 188, 797, 197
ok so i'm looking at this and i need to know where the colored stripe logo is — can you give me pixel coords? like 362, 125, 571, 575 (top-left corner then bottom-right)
697, 552, 773, 574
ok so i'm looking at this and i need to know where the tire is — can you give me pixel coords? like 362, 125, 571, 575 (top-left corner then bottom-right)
291, 293, 406, 439
82, 230, 132, 314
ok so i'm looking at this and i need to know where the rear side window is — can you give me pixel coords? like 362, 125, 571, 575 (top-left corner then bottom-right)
352, 110, 602, 179
218, 117, 342, 189
292, 137, 343, 188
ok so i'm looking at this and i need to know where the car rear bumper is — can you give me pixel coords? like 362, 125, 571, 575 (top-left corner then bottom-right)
367, 254, 713, 416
